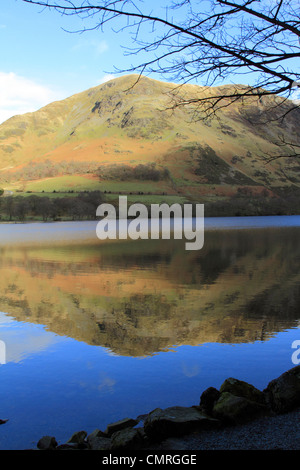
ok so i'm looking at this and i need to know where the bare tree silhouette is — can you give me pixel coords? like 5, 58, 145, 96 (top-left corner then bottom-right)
22, 0, 300, 157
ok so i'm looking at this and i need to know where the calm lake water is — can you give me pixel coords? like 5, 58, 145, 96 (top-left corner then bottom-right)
0, 216, 300, 450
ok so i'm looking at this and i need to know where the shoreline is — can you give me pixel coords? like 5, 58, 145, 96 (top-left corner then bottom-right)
33, 365, 300, 451
148, 406, 300, 450
0, 215, 300, 249
0, 213, 300, 223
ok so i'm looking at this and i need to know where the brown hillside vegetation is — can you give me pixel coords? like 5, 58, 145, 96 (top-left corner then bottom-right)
0, 74, 299, 214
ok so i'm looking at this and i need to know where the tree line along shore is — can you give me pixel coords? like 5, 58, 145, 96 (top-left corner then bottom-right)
0, 188, 299, 222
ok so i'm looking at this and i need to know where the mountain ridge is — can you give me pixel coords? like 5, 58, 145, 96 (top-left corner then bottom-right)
0, 74, 299, 215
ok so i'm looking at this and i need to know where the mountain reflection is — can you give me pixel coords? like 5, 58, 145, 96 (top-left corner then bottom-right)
0, 226, 299, 356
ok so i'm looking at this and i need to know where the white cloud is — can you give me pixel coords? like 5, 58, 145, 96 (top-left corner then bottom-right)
98, 74, 116, 85
291, 86, 300, 106
0, 72, 64, 124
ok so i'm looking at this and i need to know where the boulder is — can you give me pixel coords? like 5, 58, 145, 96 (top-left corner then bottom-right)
212, 392, 269, 425
144, 406, 221, 442
87, 428, 106, 443
67, 430, 87, 447
104, 417, 139, 437
220, 377, 265, 405
87, 428, 111, 450
263, 365, 300, 413
111, 428, 144, 450
37, 435, 58, 450
88, 436, 112, 450
56, 443, 80, 450
199, 387, 220, 414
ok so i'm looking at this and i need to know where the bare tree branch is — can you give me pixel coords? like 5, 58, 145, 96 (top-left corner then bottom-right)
21, 0, 300, 159
21, 1, 299, 95
265, 134, 300, 163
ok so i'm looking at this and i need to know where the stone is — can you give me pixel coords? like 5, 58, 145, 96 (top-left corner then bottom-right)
144, 406, 221, 442
263, 365, 300, 413
87, 428, 106, 445
56, 443, 79, 450
67, 430, 87, 446
212, 392, 269, 425
104, 417, 139, 437
111, 428, 144, 450
87, 436, 112, 450
199, 387, 221, 414
220, 377, 265, 404
87, 430, 110, 450
37, 435, 58, 450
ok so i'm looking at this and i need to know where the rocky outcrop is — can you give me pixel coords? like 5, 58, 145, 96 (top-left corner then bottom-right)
66, 430, 87, 447
211, 392, 269, 425
219, 377, 266, 404
263, 365, 300, 413
143, 406, 221, 441
104, 417, 139, 437
206, 376, 269, 425
111, 428, 144, 450
37, 435, 58, 450
199, 387, 220, 415
35, 365, 300, 450
87, 435, 112, 451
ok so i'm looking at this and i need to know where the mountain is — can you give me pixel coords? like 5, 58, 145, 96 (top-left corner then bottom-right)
0, 74, 299, 215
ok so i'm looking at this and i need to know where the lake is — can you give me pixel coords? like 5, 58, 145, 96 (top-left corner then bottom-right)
0, 216, 299, 450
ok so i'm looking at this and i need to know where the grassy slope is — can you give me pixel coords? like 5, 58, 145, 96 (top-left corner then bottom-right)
0, 74, 299, 211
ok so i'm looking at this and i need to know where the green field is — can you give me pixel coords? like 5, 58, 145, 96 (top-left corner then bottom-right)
104, 193, 190, 205
23, 175, 103, 192
9, 191, 81, 198
3, 172, 183, 198
5, 174, 176, 195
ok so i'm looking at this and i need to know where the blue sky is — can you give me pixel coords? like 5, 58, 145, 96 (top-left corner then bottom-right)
1, 0, 138, 123
0, 0, 299, 124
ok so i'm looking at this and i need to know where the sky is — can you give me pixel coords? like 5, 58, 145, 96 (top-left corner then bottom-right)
0, 0, 139, 124
0, 0, 299, 125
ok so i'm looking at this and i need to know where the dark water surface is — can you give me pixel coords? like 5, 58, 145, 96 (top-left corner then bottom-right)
0, 216, 299, 449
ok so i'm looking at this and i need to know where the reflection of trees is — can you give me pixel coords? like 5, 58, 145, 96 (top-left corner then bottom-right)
245, 283, 300, 320
0, 227, 299, 356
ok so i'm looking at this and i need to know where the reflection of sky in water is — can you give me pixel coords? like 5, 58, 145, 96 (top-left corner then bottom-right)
0, 310, 299, 450
0, 215, 300, 247
0, 312, 64, 363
